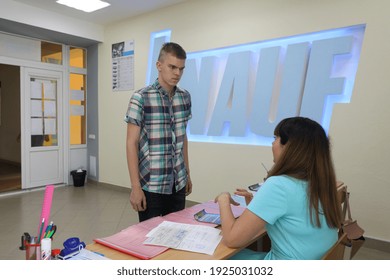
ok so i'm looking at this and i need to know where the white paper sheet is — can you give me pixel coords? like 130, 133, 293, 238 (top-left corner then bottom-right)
31, 81, 42, 98
144, 221, 222, 255
44, 118, 56, 135
71, 90, 85, 101
66, 249, 110, 260
44, 100, 56, 117
43, 81, 56, 99
31, 118, 43, 135
71, 105, 85, 116
31, 100, 43, 117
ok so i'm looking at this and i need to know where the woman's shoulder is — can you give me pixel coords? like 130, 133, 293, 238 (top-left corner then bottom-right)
264, 175, 307, 190
266, 174, 298, 183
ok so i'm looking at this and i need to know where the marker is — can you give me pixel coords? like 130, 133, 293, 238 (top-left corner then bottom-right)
44, 221, 53, 238
47, 225, 57, 239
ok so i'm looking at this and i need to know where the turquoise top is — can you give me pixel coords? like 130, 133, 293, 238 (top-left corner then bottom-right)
247, 175, 337, 260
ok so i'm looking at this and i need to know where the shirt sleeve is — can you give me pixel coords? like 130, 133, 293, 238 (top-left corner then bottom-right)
186, 91, 192, 120
124, 92, 143, 126
247, 176, 288, 225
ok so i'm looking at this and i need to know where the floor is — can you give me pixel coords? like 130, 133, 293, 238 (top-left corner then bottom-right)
0, 182, 389, 260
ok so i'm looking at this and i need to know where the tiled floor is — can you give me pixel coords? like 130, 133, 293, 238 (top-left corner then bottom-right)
0, 182, 389, 260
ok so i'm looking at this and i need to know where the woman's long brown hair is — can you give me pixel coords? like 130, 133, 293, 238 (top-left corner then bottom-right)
267, 117, 342, 228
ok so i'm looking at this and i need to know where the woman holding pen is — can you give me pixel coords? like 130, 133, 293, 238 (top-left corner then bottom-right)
215, 117, 342, 260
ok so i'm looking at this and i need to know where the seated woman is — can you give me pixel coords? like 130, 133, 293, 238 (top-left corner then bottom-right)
215, 117, 342, 260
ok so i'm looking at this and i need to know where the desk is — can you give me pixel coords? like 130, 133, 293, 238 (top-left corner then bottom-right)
87, 231, 266, 260
86, 200, 266, 260
87, 182, 345, 260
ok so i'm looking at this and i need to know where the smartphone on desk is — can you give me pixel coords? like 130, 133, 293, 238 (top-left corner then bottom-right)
248, 183, 262, 192
194, 209, 221, 225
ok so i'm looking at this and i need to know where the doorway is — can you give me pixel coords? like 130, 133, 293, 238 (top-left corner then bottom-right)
0, 64, 21, 193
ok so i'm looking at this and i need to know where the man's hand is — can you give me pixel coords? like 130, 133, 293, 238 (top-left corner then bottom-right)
185, 176, 192, 196
129, 186, 146, 212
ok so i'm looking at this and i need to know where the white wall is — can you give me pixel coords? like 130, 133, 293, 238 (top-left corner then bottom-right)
98, 0, 390, 242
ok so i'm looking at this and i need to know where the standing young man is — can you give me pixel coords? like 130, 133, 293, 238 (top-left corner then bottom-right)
125, 42, 192, 222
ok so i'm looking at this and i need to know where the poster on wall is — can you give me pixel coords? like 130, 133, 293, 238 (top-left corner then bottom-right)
112, 40, 134, 91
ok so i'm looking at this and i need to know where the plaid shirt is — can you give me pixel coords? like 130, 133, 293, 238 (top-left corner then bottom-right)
125, 79, 192, 194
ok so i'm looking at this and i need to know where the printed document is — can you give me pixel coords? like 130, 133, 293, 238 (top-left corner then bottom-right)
144, 221, 222, 255
67, 249, 110, 260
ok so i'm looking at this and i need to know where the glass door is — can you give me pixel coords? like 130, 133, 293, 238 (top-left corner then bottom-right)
22, 68, 64, 189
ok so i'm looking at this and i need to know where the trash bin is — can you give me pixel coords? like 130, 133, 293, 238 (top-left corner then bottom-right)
70, 169, 87, 187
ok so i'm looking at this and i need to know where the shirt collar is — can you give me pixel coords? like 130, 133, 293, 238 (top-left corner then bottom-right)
153, 79, 176, 99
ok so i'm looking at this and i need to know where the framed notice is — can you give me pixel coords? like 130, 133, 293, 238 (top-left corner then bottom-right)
112, 40, 134, 91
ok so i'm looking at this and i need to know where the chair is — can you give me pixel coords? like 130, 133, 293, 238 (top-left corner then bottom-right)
337, 184, 365, 259
321, 183, 349, 260
322, 232, 349, 260
337, 183, 347, 206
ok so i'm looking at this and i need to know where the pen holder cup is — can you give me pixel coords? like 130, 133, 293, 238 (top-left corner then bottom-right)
25, 241, 41, 260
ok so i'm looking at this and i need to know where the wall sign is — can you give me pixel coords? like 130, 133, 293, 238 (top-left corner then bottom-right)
147, 26, 365, 145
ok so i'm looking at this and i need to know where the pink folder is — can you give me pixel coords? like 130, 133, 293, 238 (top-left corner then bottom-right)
94, 201, 245, 259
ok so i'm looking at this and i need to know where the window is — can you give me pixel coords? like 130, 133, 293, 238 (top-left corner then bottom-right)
69, 46, 87, 145
69, 73, 86, 145
70, 47, 86, 68
30, 78, 58, 147
41, 42, 62, 65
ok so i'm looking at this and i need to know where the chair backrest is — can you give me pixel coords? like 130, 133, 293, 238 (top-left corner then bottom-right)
337, 184, 347, 205
322, 232, 348, 260
321, 183, 349, 260
337, 184, 348, 225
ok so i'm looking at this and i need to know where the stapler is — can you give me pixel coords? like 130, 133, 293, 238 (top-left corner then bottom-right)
58, 237, 86, 260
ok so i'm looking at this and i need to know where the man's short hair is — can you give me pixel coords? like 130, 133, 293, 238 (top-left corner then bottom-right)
158, 42, 187, 61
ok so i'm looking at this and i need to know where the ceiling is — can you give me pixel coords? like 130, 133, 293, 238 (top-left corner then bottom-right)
1, 0, 191, 47
12, 0, 191, 25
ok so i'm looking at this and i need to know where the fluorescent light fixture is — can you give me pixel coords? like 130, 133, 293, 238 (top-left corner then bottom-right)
56, 0, 110, 13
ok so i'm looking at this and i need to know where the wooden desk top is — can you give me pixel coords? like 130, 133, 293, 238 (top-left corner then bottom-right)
87, 230, 266, 260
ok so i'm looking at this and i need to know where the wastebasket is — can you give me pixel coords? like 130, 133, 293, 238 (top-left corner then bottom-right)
70, 169, 87, 187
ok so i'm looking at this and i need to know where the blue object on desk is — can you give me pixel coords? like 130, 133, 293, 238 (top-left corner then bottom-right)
58, 237, 86, 260
194, 209, 221, 225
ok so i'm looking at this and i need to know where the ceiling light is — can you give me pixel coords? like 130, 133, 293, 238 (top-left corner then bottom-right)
56, 0, 110, 13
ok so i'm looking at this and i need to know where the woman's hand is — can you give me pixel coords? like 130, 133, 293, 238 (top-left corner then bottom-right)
215, 192, 240, 206
234, 188, 254, 205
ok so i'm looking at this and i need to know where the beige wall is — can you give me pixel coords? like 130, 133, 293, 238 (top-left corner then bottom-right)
98, 0, 390, 242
